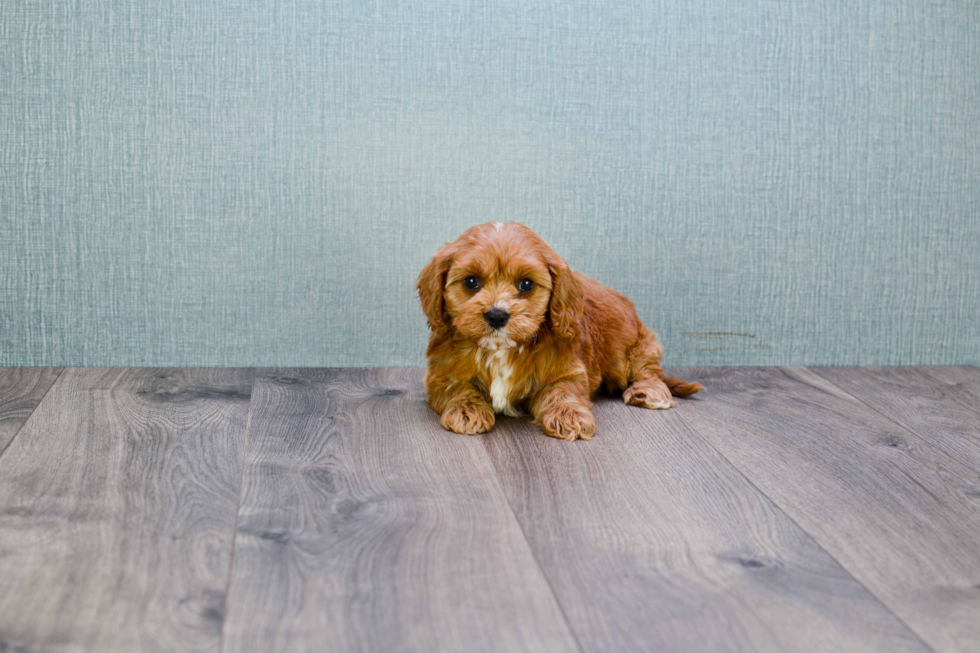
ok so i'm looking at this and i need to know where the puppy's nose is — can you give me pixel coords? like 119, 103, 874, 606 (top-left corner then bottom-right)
484, 308, 510, 329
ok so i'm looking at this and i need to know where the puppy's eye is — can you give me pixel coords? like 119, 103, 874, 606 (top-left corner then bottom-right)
518, 279, 534, 292
463, 276, 481, 290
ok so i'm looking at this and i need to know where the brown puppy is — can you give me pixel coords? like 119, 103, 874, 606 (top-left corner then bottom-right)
417, 222, 702, 441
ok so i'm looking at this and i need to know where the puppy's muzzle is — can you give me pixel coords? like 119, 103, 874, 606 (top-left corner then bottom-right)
484, 308, 510, 329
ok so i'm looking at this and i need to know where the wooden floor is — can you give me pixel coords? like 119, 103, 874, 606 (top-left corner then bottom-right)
1, 367, 979, 653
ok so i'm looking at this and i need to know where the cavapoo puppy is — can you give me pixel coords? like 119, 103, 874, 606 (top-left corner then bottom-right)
417, 222, 702, 441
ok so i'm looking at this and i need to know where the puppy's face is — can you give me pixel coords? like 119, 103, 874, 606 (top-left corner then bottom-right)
444, 234, 552, 348
418, 222, 581, 349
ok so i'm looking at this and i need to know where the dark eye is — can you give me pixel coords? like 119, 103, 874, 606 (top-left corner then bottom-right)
464, 276, 481, 290
518, 279, 534, 292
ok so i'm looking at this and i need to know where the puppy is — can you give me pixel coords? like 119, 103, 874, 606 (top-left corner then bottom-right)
417, 222, 702, 441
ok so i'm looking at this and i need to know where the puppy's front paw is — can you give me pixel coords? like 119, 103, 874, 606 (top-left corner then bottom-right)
539, 402, 596, 441
441, 400, 495, 435
623, 379, 675, 409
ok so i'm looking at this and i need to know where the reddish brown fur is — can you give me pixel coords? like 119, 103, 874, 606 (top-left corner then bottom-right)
417, 222, 703, 441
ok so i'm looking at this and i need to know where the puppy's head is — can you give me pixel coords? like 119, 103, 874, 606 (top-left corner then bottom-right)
417, 222, 583, 349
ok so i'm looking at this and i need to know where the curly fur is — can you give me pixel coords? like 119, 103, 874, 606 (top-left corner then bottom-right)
417, 222, 702, 441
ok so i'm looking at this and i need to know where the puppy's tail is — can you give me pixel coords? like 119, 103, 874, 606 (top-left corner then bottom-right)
663, 376, 704, 398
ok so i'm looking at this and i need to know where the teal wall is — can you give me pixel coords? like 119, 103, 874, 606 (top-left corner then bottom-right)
2, 1, 978, 368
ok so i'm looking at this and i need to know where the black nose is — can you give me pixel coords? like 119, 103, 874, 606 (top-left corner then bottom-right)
484, 308, 510, 329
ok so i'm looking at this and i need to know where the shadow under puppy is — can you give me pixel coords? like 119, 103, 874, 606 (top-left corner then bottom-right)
417, 222, 703, 441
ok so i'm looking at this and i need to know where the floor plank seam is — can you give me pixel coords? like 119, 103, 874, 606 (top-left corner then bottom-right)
477, 438, 589, 653
0, 367, 65, 461
218, 367, 259, 653
804, 367, 980, 477
920, 366, 980, 405
672, 402, 941, 653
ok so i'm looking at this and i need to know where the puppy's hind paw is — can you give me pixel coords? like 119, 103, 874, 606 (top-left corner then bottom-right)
441, 400, 495, 435
624, 380, 675, 410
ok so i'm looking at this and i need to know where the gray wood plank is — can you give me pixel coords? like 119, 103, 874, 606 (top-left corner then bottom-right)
810, 367, 980, 474
673, 366, 980, 653
0, 367, 62, 455
481, 396, 931, 653
221, 368, 580, 653
0, 368, 253, 653
920, 365, 980, 397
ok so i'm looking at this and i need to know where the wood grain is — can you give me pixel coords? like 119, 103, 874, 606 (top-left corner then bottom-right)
674, 366, 980, 653
0, 367, 62, 455
481, 396, 930, 653
0, 368, 253, 653
221, 368, 579, 653
811, 366, 980, 474
920, 365, 980, 397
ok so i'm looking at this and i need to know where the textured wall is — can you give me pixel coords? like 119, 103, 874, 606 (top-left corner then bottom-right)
2, 1, 978, 367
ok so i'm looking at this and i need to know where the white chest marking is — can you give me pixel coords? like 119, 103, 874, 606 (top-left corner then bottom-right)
484, 349, 521, 417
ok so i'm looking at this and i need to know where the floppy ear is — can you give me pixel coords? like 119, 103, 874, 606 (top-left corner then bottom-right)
547, 257, 584, 340
417, 245, 455, 332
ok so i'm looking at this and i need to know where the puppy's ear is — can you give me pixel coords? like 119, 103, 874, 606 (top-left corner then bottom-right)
547, 256, 584, 340
417, 244, 455, 332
